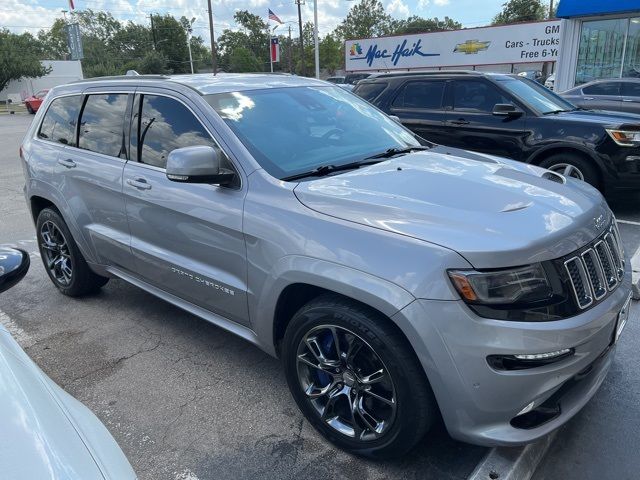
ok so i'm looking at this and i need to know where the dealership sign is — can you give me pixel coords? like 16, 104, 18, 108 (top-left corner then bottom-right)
345, 20, 561, 71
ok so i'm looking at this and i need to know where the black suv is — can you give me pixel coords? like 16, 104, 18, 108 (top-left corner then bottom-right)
354, 71, 640, 192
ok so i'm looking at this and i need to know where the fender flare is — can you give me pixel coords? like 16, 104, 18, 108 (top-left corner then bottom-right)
27, 178, 98, 264
251, 255, 416, 357
526, 142, 612, 176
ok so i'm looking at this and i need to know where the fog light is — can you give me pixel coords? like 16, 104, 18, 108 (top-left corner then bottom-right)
517, 401, 535, 416
514, 349, 572, 360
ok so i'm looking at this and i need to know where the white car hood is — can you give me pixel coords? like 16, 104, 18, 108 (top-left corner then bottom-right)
0, 329, 135, 480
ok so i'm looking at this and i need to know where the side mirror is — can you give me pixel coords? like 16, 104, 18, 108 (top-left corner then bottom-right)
166, 146, 236, 186
0, 249, 30, 294
389, 115, 402, 124
493, 103, 523, 117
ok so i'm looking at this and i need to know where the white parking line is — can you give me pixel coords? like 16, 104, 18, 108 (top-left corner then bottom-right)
631, 246, 640, 300
468, 431, 557, 480
0, 309, 35, 348
617, 219, 640, 227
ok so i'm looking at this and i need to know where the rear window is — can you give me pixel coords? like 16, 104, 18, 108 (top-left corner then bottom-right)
622, 82, 640, 97
78, 94, 129, 158
38, 95, 82, 146
354, 82, 387, 102
392, 80, 445, 109
583, 82, 621, 96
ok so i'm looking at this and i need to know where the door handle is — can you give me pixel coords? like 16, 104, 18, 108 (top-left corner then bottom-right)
126, 178, 152, 190
583, 97, 595, 100
447, 119, 470, 126
57, 158, 76, 169
622, 98, 634, 102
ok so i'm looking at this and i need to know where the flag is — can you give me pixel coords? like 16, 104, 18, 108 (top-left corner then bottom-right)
268, 9, 282, 24
270, 37, 280, 63
68, 0, 75, 10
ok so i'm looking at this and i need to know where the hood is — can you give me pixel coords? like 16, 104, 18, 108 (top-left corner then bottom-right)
0, 330, 106, 479
294, 150, 611, 268
551, 108, 640, 127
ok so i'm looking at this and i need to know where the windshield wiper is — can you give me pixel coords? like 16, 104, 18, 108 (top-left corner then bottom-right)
364, 145, 431, 160
542, 109, 570, 115
281, 159, 385, 182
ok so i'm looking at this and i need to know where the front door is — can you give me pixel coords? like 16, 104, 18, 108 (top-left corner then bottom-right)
439, 79, 527, 161
122, 91, 249, 325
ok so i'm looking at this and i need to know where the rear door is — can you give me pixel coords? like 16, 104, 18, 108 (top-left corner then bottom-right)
580, 82, 623, 111
54, 89, 133, 268
122, 90, 249, 325
388, 79, 447, 143
620, 81, 640, 114
439, 78, 526, 160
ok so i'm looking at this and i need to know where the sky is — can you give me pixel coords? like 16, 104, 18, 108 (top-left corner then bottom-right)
0, 0, 510, 43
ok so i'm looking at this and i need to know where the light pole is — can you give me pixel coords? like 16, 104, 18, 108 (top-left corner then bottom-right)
186, 17, 195, 74
313, 0, 319, 79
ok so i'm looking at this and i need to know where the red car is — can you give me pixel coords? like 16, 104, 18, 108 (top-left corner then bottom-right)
24, 89, 49, 114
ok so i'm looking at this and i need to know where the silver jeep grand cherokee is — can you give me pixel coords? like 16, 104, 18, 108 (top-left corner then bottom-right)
21, 74, 632, 458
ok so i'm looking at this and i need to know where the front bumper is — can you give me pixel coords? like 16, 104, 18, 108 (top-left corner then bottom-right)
394, 271, 632, 446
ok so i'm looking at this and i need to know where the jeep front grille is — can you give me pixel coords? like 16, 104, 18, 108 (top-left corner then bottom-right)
564, 223, 625, 310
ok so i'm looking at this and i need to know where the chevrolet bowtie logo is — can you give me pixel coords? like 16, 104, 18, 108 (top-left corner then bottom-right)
454, 40, 491, 54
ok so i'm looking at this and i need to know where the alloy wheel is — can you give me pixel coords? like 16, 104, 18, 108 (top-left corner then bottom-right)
40, 221, 73, 286
296, 325, 397, 442
547, 162, 585, 181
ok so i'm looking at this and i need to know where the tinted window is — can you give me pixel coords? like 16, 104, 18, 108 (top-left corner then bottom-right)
583, 82, 621, 96
206, 86, 419, 180
38, 95, 82, 146
78, 94, 128, 158
392, 81, 445, 109
132, 95, 215, 168
622, 82, 640, 97
453, 80, 509, 112
496, 77, 575, 114
355, 82, 387, 102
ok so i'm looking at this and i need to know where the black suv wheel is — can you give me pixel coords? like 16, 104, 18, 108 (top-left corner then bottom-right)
282, 294, 436, 458
36, 207, 109, 296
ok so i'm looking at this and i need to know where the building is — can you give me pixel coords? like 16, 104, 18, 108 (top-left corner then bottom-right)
1, 60, 83, 103
555, 0, 640, 92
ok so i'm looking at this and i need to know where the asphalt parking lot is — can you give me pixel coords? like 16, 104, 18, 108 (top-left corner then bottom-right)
1, 113, 639, 480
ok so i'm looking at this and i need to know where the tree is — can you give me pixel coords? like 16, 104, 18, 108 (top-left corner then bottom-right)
319, 33, 343, 75
492, 0, 547, 25
228, 47, 262, 72
392, 16, 462, 35
334, 0, 395, 40
0, 29, 50, 94
138, 51, 168, 74
152, 14, 191, 73
218, 10, 270, 72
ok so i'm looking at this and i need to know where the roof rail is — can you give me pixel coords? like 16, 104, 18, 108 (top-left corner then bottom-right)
367, 70, 483, 79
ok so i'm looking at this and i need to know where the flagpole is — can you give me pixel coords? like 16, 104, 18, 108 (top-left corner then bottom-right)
268, 14, 273, 73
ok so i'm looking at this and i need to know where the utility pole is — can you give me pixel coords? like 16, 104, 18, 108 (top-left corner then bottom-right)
295, 0, 305, 76
186, 19, 195, 74
149, 14, 157, 50
288, 25, 293, 74
207, 0, 217, 74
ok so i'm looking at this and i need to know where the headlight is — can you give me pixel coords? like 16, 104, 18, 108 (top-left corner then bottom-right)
448, 264, 553, 305
606, 128, 640, 146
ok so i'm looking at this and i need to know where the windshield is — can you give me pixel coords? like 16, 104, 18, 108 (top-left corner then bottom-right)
496, 77, 576, 114
205, 86, 419, 180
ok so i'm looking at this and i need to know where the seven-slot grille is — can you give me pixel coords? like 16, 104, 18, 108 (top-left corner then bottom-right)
564, 222, 625, 309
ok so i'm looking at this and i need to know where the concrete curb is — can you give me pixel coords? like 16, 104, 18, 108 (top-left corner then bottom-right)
467, 432, 557, 480
631, 247, 640, 300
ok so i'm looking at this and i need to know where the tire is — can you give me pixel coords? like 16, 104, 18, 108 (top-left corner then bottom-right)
537, 152, 600, 189
282, 294, 436, 459
36, 207, 109, 296
26, 103, 34, 114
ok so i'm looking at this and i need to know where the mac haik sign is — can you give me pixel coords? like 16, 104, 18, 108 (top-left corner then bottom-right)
345, 20, 561, 71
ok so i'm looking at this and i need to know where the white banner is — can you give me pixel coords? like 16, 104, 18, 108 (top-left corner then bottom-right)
345, 20, 561, 72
